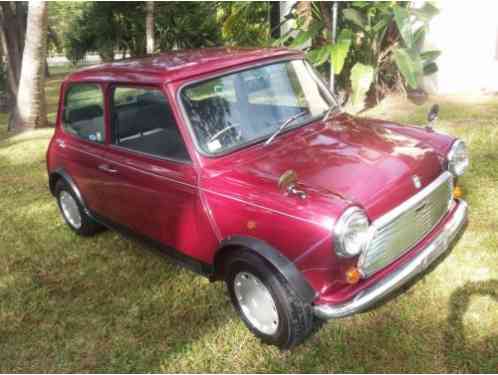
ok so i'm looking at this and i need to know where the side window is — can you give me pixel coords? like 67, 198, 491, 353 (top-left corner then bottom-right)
63, 84, 105, 143
111, 86, 190, 161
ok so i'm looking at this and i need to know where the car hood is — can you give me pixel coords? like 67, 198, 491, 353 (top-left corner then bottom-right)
217, 113, 445, 219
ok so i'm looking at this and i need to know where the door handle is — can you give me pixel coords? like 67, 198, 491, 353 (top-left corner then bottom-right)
98, 164, 118, 174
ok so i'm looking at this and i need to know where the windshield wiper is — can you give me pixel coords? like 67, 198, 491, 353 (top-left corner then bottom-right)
264, 110, 308, 146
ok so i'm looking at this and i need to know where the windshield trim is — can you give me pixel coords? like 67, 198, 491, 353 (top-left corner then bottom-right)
176, 57, 338, 159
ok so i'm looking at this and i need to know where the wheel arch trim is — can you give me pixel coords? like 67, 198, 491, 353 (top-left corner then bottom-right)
215, 236, 317, 304
49, 168, 90, 215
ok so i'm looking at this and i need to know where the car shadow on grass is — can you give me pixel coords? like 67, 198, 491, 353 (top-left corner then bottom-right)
70, 234, 236, 372
280, 279, 498, 373
443, 279, 498, 373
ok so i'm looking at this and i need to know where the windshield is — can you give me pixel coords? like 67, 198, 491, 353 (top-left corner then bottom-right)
180, 59, 335, 155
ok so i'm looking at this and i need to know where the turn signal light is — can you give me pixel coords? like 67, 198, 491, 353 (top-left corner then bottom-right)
453, 186, 464, 199
345, 267, 362, 284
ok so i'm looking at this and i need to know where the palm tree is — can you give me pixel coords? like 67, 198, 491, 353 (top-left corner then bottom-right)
146, 1, 154, 54
11, 1, 48, 130
0, 2, 27, 101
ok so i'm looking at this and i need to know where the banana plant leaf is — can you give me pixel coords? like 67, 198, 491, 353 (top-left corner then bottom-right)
393, 47, 422, 89
393, 5, 413, 49
411, 2, 440, 22
343, 8, 367, 29
290, 21, 324, 48
351, 63, 374, 106
423, 61, 438, 75
330, 29, 353, 74
307, 46, 330, 66
413, 25, 427, 49
420, 50, 442, 63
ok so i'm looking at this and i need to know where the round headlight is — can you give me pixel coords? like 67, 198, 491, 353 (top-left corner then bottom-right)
334, 207, 370, 257
447, 140, 469, 176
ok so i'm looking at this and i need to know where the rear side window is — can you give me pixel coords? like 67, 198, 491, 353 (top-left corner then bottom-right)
63, 84, 105, 143
111, 86, 190, 162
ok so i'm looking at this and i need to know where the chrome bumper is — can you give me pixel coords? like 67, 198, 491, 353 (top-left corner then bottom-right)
313, 200, 468, 320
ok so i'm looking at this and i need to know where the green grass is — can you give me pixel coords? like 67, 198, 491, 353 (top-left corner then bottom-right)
0, 75, 497, 372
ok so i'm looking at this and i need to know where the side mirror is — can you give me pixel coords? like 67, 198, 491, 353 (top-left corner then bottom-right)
426, 104, 439, 131
427, 104, 439, 122
278, 169, 298, 191
278, 170, 307, 199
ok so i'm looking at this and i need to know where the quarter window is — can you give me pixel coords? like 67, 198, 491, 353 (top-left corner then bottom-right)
111, 86, 190, 161
63, 84, 105, 143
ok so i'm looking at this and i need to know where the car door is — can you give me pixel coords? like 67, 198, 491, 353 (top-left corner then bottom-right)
99, 84, 213, 260
57, 82, 111, 216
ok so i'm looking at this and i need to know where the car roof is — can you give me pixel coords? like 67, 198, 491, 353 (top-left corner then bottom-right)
65, 47, 304, 85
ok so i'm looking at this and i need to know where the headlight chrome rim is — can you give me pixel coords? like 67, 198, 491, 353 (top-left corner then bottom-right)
447, 139, 469, 177
334, 206, 371, 258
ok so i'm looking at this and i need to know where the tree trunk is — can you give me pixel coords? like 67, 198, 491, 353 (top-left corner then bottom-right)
45, 58, 50, 78
10, 1, 48, 131
0, 29, 17, 99
145, 1, 154, 54
296, 2, 312, 29
270, 2, 280, 39
319, 2, 333, 37
14, 2, 27, 51
0, 2, 26, 99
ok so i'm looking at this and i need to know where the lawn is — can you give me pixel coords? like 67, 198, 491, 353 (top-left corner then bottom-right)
0, 73, 497, 373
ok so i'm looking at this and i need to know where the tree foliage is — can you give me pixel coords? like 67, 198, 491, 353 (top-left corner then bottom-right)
154, 2, 220, 51
217, 2, 272, 47
47, 1, 85, 55
63, 2, 222, 65
64, 2, 145, 64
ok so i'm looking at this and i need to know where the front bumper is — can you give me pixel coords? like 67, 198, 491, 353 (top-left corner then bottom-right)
313, 200, 468, 320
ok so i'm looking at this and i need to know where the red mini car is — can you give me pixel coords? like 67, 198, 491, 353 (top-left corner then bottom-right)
47, 48, 469, 348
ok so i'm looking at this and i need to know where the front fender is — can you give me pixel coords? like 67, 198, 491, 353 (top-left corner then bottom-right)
216, 236, 317, 304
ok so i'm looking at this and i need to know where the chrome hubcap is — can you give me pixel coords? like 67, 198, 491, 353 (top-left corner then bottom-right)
233, 272, 279, 335
59, 191, 82, 229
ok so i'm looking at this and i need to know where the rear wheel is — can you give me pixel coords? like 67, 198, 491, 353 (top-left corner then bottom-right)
224, 250, 316, 349
55, 180, 102, 236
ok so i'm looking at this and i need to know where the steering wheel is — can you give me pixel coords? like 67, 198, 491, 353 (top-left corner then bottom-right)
207, 123, 241, 144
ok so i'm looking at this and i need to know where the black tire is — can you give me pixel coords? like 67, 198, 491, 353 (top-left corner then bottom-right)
55, 179, 103, 236
224, 250, 316, 349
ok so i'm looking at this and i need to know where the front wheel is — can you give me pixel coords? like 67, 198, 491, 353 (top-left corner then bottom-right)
224, 250, 316, 349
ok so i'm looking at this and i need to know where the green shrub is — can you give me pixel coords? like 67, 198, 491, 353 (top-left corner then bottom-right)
276, 1, 441, 108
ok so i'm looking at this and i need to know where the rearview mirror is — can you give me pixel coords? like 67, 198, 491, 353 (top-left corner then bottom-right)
63, 109, 71, 124
245, 76, 270, 93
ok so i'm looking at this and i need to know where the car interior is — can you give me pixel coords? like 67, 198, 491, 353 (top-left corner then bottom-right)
182, 94, 307, 153
111, 89, 190, 161
65, 104, 105, 143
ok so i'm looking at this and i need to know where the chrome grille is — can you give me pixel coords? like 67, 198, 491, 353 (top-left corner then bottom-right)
359, 172, 453, 277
